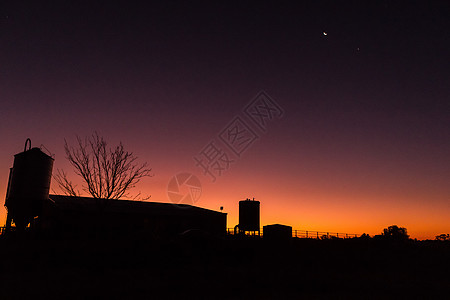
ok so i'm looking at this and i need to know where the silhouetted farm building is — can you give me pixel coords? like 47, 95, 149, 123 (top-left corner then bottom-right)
4, 142, 226, 238
263, 224, 292, 241
40, 195, 227, 237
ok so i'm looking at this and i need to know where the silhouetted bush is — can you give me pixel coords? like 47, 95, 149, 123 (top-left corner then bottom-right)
359, 233, 371, 239
381, 225, 409, 241
435, 233, 450, 241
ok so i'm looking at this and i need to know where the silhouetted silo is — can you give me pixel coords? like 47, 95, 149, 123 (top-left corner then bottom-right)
239, 198, 260, 232
5, 139, 54, 230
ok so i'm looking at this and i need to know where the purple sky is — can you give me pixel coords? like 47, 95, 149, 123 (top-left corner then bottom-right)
1, 1, 449, 238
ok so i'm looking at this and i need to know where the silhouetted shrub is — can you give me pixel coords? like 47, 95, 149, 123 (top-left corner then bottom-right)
381, 225, 409, 241
435, 233, 450, 241
359, 233, 371, 239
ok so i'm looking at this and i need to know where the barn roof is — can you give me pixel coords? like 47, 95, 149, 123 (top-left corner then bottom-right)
48, 194, 225, 217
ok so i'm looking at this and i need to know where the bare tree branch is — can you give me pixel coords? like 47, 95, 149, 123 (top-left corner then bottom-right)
54, 132, 152, 200
53, 169, 80, 197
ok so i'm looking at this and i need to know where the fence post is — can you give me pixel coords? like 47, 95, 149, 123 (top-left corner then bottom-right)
306, 230, 308, 238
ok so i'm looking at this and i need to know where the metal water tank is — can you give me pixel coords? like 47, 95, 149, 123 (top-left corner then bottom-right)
5, 141, 54, 228
263, 224, 292, 241
239, 198, 260, 231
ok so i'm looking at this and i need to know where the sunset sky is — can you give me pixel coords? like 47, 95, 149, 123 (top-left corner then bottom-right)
1, 1, 449, 239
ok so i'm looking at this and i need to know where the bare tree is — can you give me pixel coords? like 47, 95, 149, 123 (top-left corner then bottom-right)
54, 133, 152, 200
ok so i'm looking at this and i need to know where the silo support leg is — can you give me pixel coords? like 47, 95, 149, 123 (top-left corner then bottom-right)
5, 213, 12, 233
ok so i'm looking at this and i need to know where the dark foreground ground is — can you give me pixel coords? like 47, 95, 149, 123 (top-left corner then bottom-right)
1, 234, 449, 299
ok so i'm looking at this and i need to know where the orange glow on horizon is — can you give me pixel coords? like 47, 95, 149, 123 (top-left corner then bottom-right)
1, 157, 449, 241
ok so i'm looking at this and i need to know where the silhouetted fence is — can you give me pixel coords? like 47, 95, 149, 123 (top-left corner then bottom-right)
0, 225, 358, 239
227, 228, 358, 239
291, 230, 358, 239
